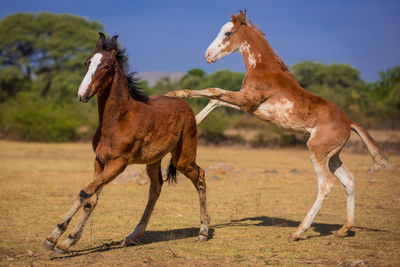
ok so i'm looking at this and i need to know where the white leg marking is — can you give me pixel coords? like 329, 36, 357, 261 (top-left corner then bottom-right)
334, 166, 355, 224
295, 158, 333, 236
195, 99, 240, 125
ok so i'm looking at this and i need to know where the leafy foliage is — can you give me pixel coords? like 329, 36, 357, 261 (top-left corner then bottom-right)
365, 66, 400, 127
0, 12, 103, 141
0, 12, 398, 143
0, 12, 103, 100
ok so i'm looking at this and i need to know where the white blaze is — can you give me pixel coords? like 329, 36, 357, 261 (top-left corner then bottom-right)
205, 21, 234, 62
78, 53, 103, 97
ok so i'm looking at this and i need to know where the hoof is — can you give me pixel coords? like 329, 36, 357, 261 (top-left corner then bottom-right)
334, 230, 347, 237
288, 233, 305, 242
123, 237, 137, 247
43, 239, 56, 250
196, 235, 208, 242
52, 246, 68, 255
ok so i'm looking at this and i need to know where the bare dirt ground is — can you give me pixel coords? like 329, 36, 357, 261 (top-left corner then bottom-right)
0, 141, 399, 266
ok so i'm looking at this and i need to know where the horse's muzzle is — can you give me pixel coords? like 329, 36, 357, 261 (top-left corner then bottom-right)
78, 91, 90, 103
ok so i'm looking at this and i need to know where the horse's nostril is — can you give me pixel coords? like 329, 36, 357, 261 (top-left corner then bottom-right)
78, 90, 90, 102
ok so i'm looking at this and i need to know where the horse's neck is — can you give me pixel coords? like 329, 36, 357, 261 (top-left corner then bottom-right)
97, 70, 133, 126
240, 31, 295, 89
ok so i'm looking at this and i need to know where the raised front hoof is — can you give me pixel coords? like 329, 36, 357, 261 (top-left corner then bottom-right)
43, 239, 56, 250
165, 91, 177, 98
288, 233, 306, 242
52, 246, 69, 255
196, 235, 208, 242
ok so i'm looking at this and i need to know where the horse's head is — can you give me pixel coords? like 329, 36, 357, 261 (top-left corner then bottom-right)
205, 10, 249, 63
78, 33, 119, 102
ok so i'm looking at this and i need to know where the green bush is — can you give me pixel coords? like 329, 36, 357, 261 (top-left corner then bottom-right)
0, 92, 96, 142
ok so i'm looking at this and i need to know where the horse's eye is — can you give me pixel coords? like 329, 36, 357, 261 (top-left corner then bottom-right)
225, 32, 231, 37
104, 65, 109, 70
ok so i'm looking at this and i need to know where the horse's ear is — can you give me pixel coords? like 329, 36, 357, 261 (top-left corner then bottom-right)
111, 35, 119, 48
231, 9, 247, 25
238, 9, 247, 25
96, 32, 106, 50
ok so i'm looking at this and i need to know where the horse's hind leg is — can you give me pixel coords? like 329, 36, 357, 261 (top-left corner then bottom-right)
174, 156, 210, 241
43, 159, 104, 251
288, 127, 345, 241
174, 128, 209, 240
289, 154, 335, 241
123, 160, 163, 246
329, 154, 355, 237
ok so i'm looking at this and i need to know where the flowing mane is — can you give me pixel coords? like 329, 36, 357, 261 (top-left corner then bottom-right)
101, 38, 149, 103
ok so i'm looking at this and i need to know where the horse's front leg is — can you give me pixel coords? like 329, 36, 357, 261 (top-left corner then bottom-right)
43, 159, 105, 251
44, 158, 126, 253
166, 88, 247, 107
195, 99, 241, 124
43, 199, 84, 251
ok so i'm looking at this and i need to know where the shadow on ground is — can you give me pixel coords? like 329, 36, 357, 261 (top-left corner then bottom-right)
50, 215, 385, 260
213, 216, 386, 238
50, 228, 214, 260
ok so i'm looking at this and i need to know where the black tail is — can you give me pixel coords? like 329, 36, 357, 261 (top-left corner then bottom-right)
166, 158, 178, 184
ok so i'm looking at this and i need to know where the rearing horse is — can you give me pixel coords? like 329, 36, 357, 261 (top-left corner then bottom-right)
43, 33, 210, 254
167, 11, 393, 241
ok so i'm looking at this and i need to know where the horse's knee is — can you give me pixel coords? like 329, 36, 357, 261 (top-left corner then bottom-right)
319, 178, 334, 198
79, 189, 92, 202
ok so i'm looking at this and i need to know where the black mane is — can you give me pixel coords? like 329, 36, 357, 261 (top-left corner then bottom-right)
101, 37, 149, 103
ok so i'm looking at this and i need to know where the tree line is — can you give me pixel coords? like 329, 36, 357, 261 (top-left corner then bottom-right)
0, 12, 399, 142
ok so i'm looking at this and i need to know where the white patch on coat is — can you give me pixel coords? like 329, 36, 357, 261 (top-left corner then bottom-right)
254, 98, 306, 131
78, 53, 103, 97
239, 41, 256, 68
334, 165, 355, 223
205, 21, 234, 61
334, 166, 354, 194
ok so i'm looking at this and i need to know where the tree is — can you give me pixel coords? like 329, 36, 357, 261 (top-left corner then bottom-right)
0, 12, 103, 101
198, 69, 244, 91
179, 68, 206, 90
149, 76, 180, 95
0, 12, 104, 141
367, 66, 400, 128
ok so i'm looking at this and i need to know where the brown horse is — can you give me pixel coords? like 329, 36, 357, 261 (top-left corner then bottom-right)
167, 11, 393, 241
43, 33, 210, 254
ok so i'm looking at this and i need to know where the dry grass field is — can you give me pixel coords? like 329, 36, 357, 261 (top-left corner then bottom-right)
0, 141, 399, 266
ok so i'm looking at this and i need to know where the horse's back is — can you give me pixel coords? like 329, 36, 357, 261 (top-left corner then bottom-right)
147, 95, 196, 123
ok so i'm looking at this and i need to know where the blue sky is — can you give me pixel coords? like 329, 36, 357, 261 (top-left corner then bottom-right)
1, 0, 399, 82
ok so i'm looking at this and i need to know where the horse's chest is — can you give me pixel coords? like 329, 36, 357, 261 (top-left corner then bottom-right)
253, 99, 304, 131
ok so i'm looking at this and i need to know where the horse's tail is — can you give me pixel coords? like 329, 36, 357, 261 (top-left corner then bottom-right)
166, 158, 178, 184
350, 122, 394, 172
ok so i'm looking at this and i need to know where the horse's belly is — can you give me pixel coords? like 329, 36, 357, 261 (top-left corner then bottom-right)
253, 99, 306, 132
